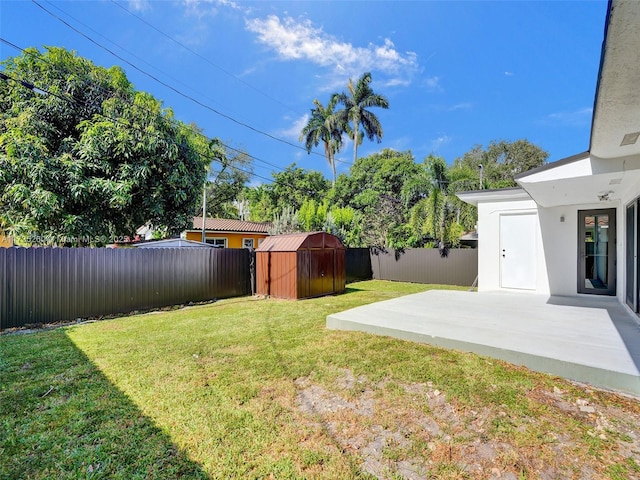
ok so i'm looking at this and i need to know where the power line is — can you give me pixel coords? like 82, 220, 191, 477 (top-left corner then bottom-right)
41, 0, 260, 129
32, 0, 331, 162
0, 70, 329, 194
0, 37, 299, 177
109, 0, 296, 114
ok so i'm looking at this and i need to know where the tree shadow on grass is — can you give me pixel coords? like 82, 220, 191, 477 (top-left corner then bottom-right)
0, 329, 208, 480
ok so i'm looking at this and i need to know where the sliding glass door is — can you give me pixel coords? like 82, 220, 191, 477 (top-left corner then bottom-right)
578, 209, 616, 295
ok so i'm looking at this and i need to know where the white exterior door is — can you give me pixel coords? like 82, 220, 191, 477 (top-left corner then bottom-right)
500, 213, 537, 290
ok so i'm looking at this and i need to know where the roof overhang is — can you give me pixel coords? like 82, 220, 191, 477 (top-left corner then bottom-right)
590, 0, 640, 159
456, 187, 531, 207
515, 152, 640, 207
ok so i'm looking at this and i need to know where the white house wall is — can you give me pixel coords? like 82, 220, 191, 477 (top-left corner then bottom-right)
477, 198, 549, 294
538, 201, 620, 297
478, 199, 625, 297
620, 183, 640, 306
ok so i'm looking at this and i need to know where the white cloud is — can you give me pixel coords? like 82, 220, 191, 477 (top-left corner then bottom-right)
425, 75, 442, 92
245, 15, 419, 84
278, 113, 309, 140
545, 107, 592, 127
180, 0, 250, 19
181, 0, 216, 19
384, 78, 411, 88
429, 134, 451, 152
448, 102, 472, 111
216, 0, 245, 11
504, 71, 514, 76
128, 0, 151, 12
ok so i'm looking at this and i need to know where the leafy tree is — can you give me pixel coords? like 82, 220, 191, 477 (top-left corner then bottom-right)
335, 72, 389, 163
454, 139, 548, 189
246, 164, 330, 222
360, 194, 406, 249
332, 149, 420, 213
268, 206, 301, 235
300, 96, 344, 186
198, 145, 252, 219
407, 155, 474, 248
0, 47, 210, 245
298, 198, 328, 232
245, 185, 272, 223
324, 206, 362, 247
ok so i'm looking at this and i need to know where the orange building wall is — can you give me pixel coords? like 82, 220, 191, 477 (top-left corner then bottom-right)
0, 233, 13, 248
185, 231, 267, 248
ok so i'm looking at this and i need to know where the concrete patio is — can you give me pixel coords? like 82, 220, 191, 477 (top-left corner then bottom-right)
326, 290, 640, 397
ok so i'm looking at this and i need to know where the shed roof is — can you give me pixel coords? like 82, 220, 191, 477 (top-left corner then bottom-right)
191, 217, 270, 233
256, 232, 344, 252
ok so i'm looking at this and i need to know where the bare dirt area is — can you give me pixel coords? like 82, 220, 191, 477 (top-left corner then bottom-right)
293, 369, 640, 479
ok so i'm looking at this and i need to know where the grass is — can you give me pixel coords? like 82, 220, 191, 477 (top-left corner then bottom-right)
1, 280, 639, 479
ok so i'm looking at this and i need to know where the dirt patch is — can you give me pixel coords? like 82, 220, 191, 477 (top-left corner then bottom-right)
294, 369, 640, 479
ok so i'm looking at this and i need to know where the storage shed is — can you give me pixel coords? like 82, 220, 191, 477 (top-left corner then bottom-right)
256, 232, 346, 299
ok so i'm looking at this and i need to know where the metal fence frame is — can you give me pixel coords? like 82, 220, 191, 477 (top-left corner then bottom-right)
0, 247, 250, 329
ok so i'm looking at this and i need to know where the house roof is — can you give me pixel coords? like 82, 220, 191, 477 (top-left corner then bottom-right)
190, 217, 270, 234
132, 238, 213, 248
256, 232, 344, 252
590, 0, 640, 159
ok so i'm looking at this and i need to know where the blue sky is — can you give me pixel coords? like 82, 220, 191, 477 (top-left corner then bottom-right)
1, 0, 607, 184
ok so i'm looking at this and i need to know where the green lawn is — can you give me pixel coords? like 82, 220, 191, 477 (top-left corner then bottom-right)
2, 280, 639, 479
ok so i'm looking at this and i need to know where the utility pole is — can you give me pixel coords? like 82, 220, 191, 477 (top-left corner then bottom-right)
478, 164, 484, 190
201, 180, 207, 243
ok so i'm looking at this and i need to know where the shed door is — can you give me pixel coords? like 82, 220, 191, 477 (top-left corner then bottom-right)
309, 249, 335, 297
500, 213, 537, 290
321, 250, 335, 294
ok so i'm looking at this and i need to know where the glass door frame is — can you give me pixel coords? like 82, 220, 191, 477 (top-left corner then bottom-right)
577, 208, 616, 296
626, 199, 639, 313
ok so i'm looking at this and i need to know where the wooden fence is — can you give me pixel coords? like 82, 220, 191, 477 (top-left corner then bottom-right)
0, 247, 251, 330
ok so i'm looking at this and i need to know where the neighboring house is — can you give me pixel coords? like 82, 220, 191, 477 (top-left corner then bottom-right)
184, 217, 270, 249
459, 231, 478, 249
0, 232, 13, 248
136, 224, 154, 241
132, 238, 213, 248
458, 0, 640, 318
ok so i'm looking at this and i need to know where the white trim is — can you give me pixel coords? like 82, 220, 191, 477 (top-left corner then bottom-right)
456, 188, 531, 207
205, 237, 228, 247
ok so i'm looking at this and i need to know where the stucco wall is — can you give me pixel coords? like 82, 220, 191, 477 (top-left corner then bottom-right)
477, 197, 548, 293
185, 231, 267, 248
476, 193, 637, 299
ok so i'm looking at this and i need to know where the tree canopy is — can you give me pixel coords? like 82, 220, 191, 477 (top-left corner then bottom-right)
0, 47, 219, 245
247, 139, 547, 249
299, 96, 343, 186
335, 72, 389, 163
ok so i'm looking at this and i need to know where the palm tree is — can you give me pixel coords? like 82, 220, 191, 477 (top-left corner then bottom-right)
335, 72, 389, 163
299, 95, 344, 186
